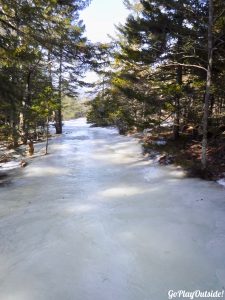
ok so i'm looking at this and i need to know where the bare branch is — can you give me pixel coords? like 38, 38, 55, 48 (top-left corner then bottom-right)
159, 63, 207, 72
214, 8, 225, 22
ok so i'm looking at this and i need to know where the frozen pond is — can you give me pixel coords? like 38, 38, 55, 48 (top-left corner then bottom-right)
0, 118, 225, 300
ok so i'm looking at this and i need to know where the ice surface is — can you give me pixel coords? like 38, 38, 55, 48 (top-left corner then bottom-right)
0, 118, 225, 300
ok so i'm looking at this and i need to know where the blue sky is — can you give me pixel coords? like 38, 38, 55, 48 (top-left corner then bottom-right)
79, 0, 129, 94
81, 0, 128, 43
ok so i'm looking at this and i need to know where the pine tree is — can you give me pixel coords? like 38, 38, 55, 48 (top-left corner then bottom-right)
0, 0, 91, 145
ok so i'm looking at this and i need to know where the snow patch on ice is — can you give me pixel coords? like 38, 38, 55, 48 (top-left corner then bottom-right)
143, 166, 163, 182
142, 165, 186, 183
217, 178, 225, 187
24, 166, 70, 177
100, 186, 145, 198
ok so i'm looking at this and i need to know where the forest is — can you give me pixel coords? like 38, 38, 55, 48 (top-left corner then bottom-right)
0, 0, 92, 147
87, 0, 225, 177
0, 0, 225, 177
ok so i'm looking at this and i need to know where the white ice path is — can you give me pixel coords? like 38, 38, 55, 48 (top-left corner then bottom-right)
0, 118, 225, 300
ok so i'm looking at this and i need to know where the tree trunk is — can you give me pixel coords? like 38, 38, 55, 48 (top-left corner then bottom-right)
55, 48, 63, 134
173, 98, 180, 140
10, 100, 18, 148
45, 115, 49, 155
173, 66, 182, 140
173, 9, 183, 140
201, 0, 213, 170
19, 102, 26, 144
19, 70, 32, 144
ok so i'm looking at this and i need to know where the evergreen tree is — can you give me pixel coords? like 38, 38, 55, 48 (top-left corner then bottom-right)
0, 0, 91, 146
88, 0, 225, 170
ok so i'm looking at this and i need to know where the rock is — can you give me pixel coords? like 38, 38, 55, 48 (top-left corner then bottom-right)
158, 154, 175, 165
20, 160, 27, 168
158, 154, 167, 164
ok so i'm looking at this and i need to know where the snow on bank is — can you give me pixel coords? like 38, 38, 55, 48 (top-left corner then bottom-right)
0, 161, 21, 170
